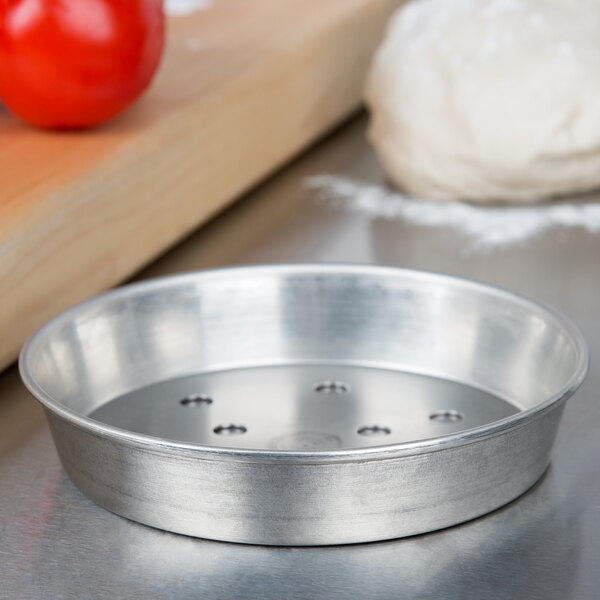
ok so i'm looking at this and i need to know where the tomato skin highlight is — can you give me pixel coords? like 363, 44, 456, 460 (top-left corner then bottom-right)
0, 0, 165, 129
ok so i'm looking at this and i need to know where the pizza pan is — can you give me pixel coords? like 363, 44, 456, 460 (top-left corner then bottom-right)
19, 265, 588, 545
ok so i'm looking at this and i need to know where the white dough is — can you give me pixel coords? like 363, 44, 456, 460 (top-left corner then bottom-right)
365, 0, 600, 202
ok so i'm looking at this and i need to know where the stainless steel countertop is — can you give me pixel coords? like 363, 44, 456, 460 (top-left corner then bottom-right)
1, 115, 599, 599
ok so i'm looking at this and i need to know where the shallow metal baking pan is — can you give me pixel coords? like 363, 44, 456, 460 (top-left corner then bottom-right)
19, 265, 588, 545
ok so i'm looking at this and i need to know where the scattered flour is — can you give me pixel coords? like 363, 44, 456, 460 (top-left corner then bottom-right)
306, 175, 600, 252
165, 0, 213, 16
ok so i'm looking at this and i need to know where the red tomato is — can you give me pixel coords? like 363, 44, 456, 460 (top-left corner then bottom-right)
0, 0, 165, 129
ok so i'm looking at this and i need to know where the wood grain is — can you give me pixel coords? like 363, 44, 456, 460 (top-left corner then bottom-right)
0, 0, 403, 371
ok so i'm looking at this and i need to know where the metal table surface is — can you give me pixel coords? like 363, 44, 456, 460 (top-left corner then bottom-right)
1, 115, 599, 599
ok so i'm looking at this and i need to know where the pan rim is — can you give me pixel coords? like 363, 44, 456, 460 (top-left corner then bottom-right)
19, 263, 589, 464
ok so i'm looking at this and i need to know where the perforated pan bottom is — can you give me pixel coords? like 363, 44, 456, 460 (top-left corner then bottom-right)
90, 364, 518, 450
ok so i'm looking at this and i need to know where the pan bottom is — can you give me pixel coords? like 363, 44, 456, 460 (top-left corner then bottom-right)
89, 364, 519, 450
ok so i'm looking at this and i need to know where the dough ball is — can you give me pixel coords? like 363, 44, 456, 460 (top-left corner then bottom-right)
365, 0, 600, 202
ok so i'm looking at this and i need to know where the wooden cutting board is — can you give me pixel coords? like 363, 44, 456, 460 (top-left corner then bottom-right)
0, 0, 404, 371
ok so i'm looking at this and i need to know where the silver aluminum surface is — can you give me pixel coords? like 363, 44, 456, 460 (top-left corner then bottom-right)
19, 265, 587, 545
3, 115, 600, 598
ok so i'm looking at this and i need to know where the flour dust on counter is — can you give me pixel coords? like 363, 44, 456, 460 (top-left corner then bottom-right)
306, 174, 600, 252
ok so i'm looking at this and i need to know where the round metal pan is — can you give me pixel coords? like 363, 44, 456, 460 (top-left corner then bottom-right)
19, 265, 588, 545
